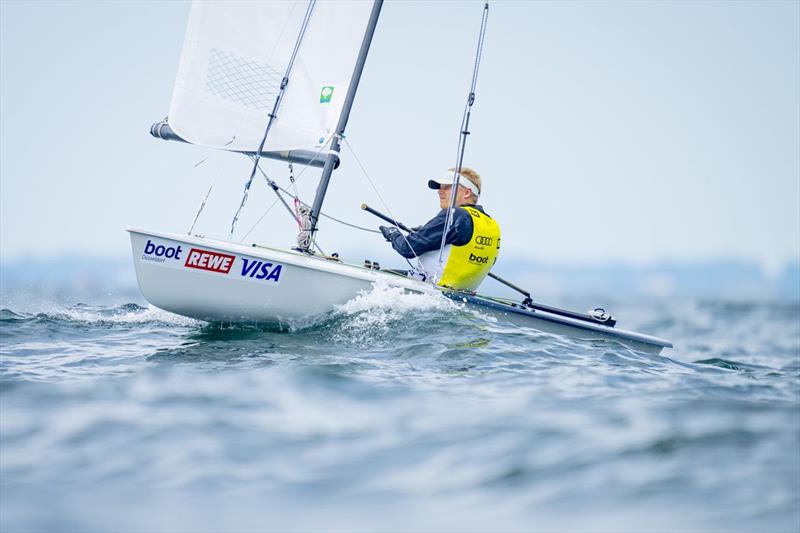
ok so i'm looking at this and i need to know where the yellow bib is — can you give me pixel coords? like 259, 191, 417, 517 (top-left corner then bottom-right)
438, 206, 501, 291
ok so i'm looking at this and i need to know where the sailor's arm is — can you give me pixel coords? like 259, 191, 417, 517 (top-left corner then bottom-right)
382, 209, 473, 258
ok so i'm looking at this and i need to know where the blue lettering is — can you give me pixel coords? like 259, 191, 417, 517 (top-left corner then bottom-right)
265, 265, 282, 282
241, 258, 258, 277
240, 258, 282, 282
143, 239, 183, 260
256, 262, 273, 280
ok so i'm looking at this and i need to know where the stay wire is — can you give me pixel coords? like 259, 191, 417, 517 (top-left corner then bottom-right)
240, 132, 334, 241
247, 156, 302, 226
342, 137, 426, 274
187, 137, 235, 235
251, 159, 380, 234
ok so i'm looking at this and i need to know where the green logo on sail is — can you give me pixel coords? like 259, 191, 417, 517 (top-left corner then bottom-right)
320, 86, 334, 103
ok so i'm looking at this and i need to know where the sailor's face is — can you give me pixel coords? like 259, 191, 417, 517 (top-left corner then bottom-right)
437, 184, 470, 209
437, 185, 451, 209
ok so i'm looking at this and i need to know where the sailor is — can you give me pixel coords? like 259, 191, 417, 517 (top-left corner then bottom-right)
379, 167, 501, 291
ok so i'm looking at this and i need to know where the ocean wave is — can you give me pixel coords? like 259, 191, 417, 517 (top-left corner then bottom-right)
327, 279, 463, 343
0, 303, 201, 328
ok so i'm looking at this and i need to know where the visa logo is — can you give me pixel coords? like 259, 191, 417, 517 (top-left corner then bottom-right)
241, 258, 282, 282
184, 248, 235, 274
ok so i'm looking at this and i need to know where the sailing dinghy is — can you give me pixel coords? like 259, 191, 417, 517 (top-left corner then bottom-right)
129, 0, 673, 354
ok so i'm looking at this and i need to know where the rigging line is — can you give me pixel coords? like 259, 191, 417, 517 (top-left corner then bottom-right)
188, 181, 215, 236
187, 137, 235, 235
287, 163, 302, 229
342, 137, 427, 273
259, 165, 379, 233
248, 157, 379, 234
265, 2, 299, 69
240, 132, 335, 241
186, 137, 236, 235
229, 0, 317, 240
437, 2, 489, 273
288, 163, 300, 199
319, 215, 380, 234
247, 156, 304, 226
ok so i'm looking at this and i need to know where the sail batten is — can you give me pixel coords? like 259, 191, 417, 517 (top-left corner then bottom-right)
165, 0, 374, 156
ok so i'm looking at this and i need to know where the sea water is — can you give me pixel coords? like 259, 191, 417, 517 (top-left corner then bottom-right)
1, 279, 798, 531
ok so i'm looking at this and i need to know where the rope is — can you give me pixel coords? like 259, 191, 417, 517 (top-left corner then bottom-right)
247, 156, 304, 229
251, 156, 380, 234
240, 132, 334, 241
186, 138, 236, 235
240, 132, 375, 246
342, 137, 426, 274
287, 163, 303, 229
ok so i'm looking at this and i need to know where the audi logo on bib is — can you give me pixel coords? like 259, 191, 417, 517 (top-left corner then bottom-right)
475, 235, 493, 246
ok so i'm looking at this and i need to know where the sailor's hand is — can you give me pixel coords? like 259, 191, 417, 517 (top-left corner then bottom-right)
379, 225, 400, 242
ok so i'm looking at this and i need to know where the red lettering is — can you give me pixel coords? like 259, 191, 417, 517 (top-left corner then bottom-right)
187, 250, 201, 266
207, 255, 224, 270
184, 248, 235, 274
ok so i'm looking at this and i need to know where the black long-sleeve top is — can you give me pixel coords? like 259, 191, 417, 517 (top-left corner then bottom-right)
388, 205, 487, 259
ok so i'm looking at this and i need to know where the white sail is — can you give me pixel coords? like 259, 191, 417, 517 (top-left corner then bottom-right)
168, 0, 374, 154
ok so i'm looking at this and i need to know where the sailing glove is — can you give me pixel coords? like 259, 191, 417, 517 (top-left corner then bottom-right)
379, 225, 400, 242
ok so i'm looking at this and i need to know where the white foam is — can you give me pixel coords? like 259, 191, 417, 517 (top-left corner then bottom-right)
332, 279, 460, 337
54, 304, 201, 327
337, 278, 458, 315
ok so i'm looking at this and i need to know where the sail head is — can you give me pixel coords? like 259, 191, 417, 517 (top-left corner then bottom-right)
165, 0, 374, 156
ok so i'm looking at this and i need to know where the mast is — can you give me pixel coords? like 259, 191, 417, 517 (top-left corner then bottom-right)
302, 0, 384, 252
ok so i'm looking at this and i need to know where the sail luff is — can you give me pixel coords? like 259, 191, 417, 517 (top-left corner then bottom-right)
304, 0, 384, 250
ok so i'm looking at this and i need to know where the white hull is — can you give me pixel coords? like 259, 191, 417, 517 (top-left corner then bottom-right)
128, 228, 672, 353
128, 228, 429, 324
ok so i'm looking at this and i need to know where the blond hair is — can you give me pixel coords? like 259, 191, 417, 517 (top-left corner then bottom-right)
448, 167, 481, 198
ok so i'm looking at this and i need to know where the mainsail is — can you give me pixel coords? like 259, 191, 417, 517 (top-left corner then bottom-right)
156, 0, 374, 161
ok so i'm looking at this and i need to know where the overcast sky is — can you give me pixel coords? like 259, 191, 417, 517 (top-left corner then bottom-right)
1, 0, 798, 273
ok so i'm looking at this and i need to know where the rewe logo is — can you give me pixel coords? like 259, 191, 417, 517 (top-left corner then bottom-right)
143, 239, 183, 262
241, 258, 282, 282
184, 248, 235, 274
469, 253, 489, 264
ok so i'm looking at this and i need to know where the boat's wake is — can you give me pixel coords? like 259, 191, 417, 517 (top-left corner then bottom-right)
0, 303, 201, 328
326, 279, 464, 345
337, 279, 458, 318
